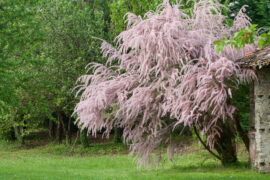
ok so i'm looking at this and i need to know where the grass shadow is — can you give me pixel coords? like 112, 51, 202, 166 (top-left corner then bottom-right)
163, 160, 251, 173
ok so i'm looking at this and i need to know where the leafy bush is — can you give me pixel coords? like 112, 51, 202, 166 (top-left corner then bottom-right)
0, 113, 14, 141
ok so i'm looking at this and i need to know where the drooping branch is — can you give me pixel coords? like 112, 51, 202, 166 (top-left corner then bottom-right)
234, 111, 250, 152
193, 126, 221, 161
74, 0, 257, 165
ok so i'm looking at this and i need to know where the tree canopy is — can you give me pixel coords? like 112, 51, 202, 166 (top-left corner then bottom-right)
74, 0, 258, 165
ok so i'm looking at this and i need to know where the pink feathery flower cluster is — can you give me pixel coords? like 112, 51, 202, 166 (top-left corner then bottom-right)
74, 0, 256, 165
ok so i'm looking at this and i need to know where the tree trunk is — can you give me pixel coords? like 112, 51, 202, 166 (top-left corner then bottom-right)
58, 112, 69, 145
213, 122, 237, 166
234, 111, 249, 152
80, 129, 89, 148
195, 123, 237, 165
49, 119, 55, 138
14, 126, 25, 145
114, 127, 122, 143
55, 115, 63, 144
66, 117, 72, 144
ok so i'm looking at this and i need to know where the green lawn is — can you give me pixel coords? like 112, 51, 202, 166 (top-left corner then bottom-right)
0, 141, 269, 180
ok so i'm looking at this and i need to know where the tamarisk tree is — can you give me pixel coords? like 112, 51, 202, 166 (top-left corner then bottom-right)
74, 0, 256, 165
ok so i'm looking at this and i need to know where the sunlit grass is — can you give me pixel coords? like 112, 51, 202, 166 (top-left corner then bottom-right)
0, 141, 269, 180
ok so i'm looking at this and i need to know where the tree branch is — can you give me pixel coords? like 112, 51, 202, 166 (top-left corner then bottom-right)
234, 111, 250, 152
193, 126, 221, 160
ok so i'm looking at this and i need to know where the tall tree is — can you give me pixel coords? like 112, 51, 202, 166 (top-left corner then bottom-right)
0, 0, 45, 142
0, 0, 40, 109
74, 0, 257, 165
39, 0, 105, 143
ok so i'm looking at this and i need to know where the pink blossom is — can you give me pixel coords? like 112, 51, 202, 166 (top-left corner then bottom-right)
74, 0, 257, 165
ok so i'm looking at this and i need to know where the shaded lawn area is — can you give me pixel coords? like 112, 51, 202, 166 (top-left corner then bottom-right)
0, 141, 269, 180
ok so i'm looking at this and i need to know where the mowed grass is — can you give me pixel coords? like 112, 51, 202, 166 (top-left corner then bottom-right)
0, 141, 270, 180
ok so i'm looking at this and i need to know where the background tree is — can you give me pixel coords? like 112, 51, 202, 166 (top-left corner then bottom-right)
0, 0, 107, 145
38, 0, 106, 144
0, 0, 45, 142
108, 0, 194, 36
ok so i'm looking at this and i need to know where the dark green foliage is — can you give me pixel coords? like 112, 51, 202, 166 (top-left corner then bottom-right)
38, 0, 106, 142
0, 0, 106, 142
40, 0, 105, 112
108, 0, 192, 37
232, 85, 250, 131
230, 0, 270, 29
0, 0, 39, 108
0, 114, 15, 141
0, 0, 46, 141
